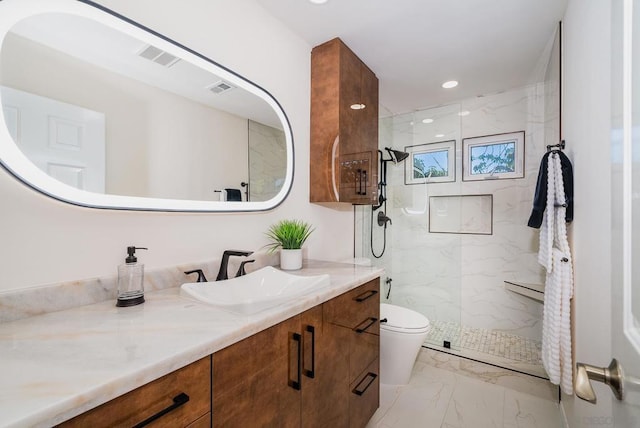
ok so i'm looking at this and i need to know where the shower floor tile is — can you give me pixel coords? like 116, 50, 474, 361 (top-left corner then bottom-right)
425, 320, 545, 378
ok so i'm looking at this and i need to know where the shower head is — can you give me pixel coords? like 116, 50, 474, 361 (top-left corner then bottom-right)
385, 147, 410, 163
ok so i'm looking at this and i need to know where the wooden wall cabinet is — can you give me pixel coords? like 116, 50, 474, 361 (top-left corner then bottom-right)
310, 38, 379, 204
213, 278, 380, 427
59, 356, 211, 428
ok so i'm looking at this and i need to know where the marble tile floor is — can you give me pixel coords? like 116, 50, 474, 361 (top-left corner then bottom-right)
425, 320, 546, 378
367, 348, 563, 428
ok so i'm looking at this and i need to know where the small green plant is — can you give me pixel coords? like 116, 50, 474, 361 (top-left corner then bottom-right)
265, 219, 314, 252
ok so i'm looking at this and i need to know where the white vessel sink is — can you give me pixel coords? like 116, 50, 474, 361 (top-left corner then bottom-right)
180, 266, 330, 315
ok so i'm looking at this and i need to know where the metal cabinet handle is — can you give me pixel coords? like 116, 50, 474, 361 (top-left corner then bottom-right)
303, 325, 316, 379
355, 169, 362, 195
361, 170, 367, 195
352, 372, 377, 396
354, 289, 378, 302
132, 392, 190, 428
576, 358, 624, 404
354, 317, 378, 334
289, 332, 302, 390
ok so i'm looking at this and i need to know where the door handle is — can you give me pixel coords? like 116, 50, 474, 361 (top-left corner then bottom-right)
575, 358, 624, 404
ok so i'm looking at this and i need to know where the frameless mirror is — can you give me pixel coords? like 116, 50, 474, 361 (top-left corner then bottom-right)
0, 0, 293, 211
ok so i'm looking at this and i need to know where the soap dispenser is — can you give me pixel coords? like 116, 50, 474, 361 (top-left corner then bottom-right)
116, 246, 148, 307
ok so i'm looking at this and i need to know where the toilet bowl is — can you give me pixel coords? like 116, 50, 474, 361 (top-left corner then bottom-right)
380, 303, 431, 385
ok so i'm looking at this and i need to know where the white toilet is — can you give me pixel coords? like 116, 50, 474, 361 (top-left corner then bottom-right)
379, 303, 431, 385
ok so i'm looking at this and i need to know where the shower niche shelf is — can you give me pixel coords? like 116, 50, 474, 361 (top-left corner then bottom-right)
504, 281, 544, 303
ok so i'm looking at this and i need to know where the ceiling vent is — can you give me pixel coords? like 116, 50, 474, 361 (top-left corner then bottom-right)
207, 80, 235, 95
137, 44, 180, 67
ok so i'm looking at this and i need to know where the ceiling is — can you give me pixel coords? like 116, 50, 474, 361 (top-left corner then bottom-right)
257, 0, 568, 115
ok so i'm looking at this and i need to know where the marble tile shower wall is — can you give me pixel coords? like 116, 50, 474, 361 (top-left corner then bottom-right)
357, 83, 550, 342
248, 120, 286, 202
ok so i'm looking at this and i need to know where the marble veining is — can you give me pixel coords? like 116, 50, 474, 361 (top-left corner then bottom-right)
0, 260, 383, 427
356, 84, 550, 362
367, 348, 561, 428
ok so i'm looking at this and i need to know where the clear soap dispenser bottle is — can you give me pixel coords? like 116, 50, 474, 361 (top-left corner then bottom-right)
116, 246, 148, 307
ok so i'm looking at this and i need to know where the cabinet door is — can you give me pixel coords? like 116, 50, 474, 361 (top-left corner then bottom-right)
213, 317, 301, 428
301, 306, 350, 428
338, 43, 378, 205
359, 64, 379, 201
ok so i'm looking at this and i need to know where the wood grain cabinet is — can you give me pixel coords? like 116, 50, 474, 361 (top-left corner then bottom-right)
213, 279, 380, 428
324, 278, 380, 427
57, 280, 380, 428
59, 356, 211, 428
310, 37, 379, 204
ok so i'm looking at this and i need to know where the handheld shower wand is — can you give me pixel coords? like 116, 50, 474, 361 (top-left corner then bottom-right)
371, 147, 410, 258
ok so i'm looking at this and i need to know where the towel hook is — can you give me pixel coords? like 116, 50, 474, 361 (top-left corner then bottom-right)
546, 140, 566, 152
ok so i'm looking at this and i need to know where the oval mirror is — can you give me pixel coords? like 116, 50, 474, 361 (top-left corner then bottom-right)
0, 0, 294, 211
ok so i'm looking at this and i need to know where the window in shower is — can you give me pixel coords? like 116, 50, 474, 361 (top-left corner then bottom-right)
404, 140, 456, 184
462, 131, 524, 181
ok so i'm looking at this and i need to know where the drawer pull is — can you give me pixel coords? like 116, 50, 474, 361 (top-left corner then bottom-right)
132, 392, 190, 428
289, 332, 302, 390
354, 317, 378, 333
361, 170, 367, 195
352, 372, 377, 396
304, 325, 316, 379
354, 289, 378, 302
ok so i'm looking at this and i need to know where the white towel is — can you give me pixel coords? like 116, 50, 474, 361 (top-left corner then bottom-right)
539, 153, 574, 394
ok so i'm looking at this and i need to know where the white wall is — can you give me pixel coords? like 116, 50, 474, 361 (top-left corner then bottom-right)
561, 0, 613, 426
0, 0, 353, 292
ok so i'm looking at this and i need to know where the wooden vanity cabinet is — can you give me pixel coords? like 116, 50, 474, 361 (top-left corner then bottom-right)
212, 305, 351, 428
310, 37, 379, 204
58, 356, 211, 428
213, 278, 380, 428
56, 279, 379, 428
324, 278, 380, 427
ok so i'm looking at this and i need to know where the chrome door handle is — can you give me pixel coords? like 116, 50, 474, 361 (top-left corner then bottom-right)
575, 358, 624, 404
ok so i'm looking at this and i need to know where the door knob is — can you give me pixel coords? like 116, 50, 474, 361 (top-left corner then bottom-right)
575, 358, 624, 404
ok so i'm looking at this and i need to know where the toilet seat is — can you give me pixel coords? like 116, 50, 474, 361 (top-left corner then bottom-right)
380, 303, 430, 334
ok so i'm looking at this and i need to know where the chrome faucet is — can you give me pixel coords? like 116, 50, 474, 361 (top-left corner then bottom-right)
216, 250, 254, 281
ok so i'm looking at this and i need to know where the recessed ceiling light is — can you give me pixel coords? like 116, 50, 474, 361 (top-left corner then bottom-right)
458, 110, 470, 116
350, 103, 366, 110
309, 0, 328, 4
435, 134, 445, 138
422, 118, 434, 124
442, 80, 458, 89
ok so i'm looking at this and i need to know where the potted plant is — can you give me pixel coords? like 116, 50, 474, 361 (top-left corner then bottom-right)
265, 219, 314, 270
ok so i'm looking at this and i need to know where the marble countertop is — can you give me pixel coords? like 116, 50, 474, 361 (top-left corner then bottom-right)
0, 260, 383, 428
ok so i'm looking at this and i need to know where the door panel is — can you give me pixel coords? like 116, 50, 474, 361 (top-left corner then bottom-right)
611, 0, 640, 424
0, 86, 105, 192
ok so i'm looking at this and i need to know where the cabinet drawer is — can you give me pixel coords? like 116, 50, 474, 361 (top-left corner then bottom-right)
350, 330, 379, 383
324, 279, 380, 330
59, 356, 211, 428
349, 358, 379, 428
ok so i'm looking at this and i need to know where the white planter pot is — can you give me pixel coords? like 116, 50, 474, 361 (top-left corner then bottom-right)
280, 249, 303, 270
